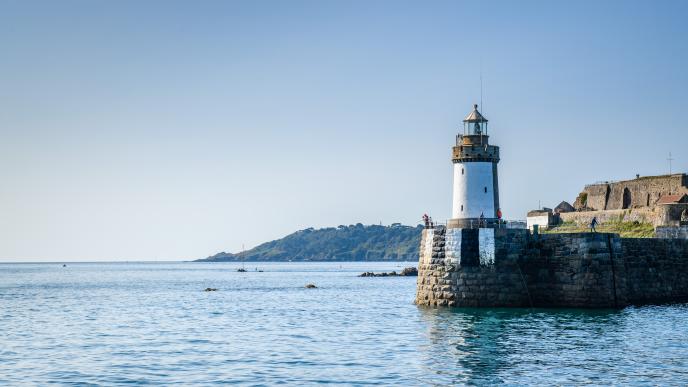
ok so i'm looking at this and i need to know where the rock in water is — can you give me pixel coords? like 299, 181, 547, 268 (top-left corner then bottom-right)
204, 288, 218, 292
305, 283, 317, 288
400, 267, 418, 276
358, 267, 418, 277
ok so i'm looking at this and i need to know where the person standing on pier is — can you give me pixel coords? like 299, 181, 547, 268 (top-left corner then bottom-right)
590, 217, 598, 233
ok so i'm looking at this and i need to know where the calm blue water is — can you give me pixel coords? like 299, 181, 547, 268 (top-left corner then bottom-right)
2, 262, 688, 385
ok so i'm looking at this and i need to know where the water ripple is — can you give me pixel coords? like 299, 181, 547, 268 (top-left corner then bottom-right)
2, 262, 688, 385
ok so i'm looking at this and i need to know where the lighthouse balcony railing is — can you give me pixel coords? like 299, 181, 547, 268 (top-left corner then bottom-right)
423, 219, 527, 230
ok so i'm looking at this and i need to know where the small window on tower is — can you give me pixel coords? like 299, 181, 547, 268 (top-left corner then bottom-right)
461, 205, 464, 212
484, 187, 487, 193
462, 168, 464, 175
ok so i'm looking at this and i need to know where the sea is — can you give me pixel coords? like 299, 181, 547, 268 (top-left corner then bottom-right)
2, 261, 688, 385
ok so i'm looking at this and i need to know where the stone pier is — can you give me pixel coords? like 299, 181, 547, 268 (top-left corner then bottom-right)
416, 227, 688, 308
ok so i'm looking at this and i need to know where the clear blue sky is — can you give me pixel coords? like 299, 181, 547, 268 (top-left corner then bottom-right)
1, 0, 687, 261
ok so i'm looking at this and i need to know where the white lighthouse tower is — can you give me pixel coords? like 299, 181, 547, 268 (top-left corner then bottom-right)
449, 104, 500, 228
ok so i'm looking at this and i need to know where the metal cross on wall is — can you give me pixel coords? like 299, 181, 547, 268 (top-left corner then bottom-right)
668, 152, 674, 175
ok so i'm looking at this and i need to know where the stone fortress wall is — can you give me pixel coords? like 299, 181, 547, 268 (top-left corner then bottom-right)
559, 207, 683, 227
555, 174, 688, 228
574, 174, 688, 211
416, 228, 688, 308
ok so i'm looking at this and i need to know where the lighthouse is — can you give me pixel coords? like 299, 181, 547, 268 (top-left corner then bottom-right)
449, 104, 500, 228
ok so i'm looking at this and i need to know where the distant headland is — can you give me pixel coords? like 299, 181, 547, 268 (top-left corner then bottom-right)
196, 223, 422, 262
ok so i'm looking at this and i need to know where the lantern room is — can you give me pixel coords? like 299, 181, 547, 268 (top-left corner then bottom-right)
463, 104, 488, 135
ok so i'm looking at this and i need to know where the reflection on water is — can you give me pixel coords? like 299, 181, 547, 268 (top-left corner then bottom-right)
417, 306, 688, 385
1, 262, 688, 385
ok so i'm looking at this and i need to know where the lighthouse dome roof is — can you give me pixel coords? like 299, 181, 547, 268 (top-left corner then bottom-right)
463, 104, 488, 123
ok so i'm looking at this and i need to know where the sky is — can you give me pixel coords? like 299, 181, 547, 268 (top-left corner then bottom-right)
1, 0, 687, 261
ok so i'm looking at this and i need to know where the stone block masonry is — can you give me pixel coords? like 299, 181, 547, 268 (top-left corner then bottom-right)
656, 226, 688, 239
575, 174, 688, 211
559, 205, 688, 228
416, 228, 688, 308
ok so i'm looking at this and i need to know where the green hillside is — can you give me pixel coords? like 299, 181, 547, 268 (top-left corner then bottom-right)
197, 223, 422, 262
542, 220, 656, 238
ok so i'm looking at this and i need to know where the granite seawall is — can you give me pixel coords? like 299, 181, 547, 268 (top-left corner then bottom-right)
416, 228, 688, 308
